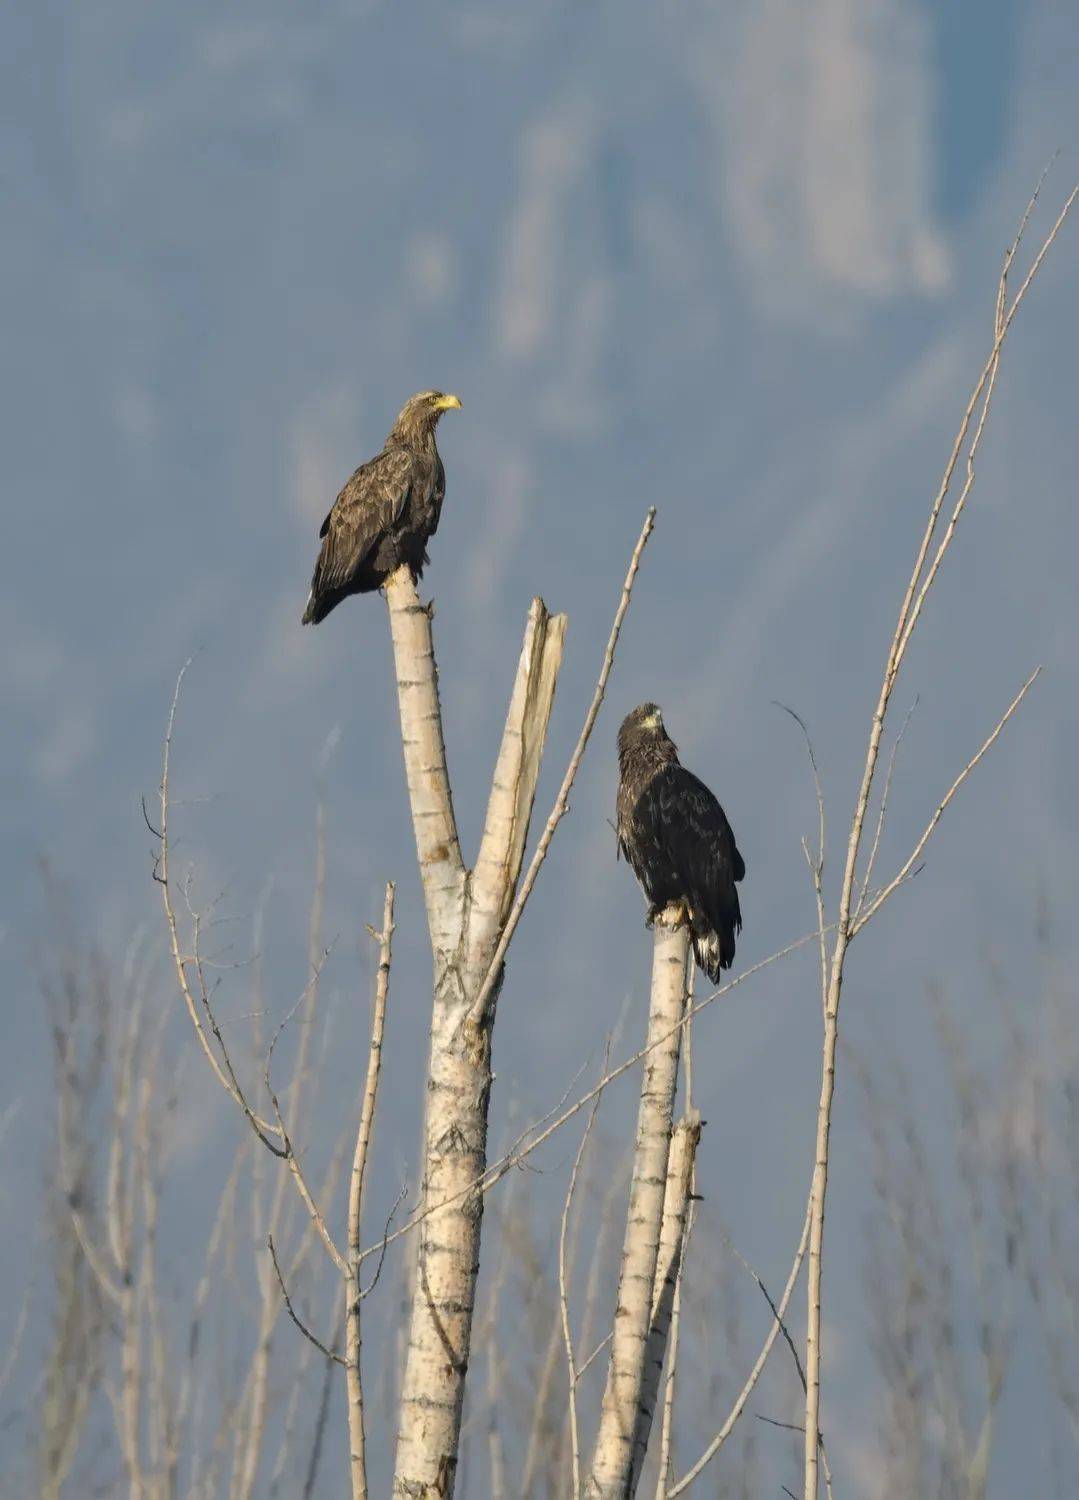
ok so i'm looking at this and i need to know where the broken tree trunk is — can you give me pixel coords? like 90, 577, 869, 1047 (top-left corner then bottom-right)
386, 570, 565, 1498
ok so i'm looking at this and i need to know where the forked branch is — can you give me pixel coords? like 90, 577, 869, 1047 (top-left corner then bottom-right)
803, 177, 1075, 1500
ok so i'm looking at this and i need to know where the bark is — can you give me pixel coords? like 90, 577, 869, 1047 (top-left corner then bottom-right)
386, 569, 565, 1498
632, 1112, 701, 1495
587, 914, 689, 1499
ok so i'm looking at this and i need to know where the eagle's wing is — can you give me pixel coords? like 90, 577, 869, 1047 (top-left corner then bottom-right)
649, 764, 745, 903
313, 446, 414, 591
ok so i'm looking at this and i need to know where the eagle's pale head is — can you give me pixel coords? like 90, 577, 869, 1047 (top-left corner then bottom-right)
391, 389, 462, 442
618, 702, 677, 761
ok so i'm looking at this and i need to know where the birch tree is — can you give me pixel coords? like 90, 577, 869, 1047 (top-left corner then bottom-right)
154, 512, 655, 1498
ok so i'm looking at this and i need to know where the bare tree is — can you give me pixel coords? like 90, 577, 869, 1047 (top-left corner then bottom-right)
153, 514, 655, 1497
797, 173, 1077, 1500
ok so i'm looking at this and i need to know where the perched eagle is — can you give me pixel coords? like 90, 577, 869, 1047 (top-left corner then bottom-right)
302, 390, 462, 624
617, 703, 745, 981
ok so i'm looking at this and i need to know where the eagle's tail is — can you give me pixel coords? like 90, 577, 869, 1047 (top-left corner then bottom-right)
302, 590, 327, 625
689, 904, 741, 982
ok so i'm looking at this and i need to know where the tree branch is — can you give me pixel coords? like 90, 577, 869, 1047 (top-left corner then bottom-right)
852, 668, 1040, 935
268, 1235, 346, 1367
668, 1195, 811, 1497
346, 882, 395, 1500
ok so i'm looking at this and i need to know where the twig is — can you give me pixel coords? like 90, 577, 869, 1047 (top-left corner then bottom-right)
853, 668, 1040, 935
776, 705, 828, 1017
757, 1414, 805, 1434
267, 1235, 346, 1367
668, 1195, 811, 1497
576, 1334, 614, 1385
156, 661, 283, 1142
346, 883, 395, 1500
728, 1239, 834, 1500
0, 1291, 29, 1399
855, 697, 918, 920
303, 1328, 343, 1500
560, 1042, 612, 1500
264, 960, 349, 1277
579, 1338, 612, 1380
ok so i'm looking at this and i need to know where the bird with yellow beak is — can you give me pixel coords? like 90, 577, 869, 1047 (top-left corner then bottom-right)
302, 389, 462, 624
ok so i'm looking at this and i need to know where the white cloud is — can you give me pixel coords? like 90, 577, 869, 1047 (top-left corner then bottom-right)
35, 704, 97, 787
405, 231, 460, 309
692, 0, 950, 314
495, 102, 598, 360
287, 383, 363, 528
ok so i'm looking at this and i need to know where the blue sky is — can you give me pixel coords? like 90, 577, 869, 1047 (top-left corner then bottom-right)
2, 3, 1078, 1494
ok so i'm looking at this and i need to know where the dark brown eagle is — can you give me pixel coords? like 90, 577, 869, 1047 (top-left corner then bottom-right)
617, 703, 745, 981
301, 389, 462, 625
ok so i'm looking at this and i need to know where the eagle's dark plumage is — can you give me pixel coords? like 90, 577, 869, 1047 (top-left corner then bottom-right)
617, 703, 745, 981
302, 389, 462, 625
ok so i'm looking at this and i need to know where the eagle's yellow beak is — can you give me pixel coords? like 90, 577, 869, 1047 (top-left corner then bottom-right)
434, 393, 462, 411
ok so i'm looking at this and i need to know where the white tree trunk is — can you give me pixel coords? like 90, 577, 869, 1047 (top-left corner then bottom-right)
631, 1111, 701, 1495
386, 570, 565, 1498
587, 914, 689, 1499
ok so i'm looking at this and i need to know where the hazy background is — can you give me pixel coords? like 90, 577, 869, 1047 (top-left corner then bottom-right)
3, 1, 1078, 1494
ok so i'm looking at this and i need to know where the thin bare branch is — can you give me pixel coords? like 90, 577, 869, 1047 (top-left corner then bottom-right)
268, 1235, 346, 1366
0, 1290, 29, 1400
895, 183, 1078, 678
560, 1043, 612, 1500
778, 705, 828, 1019
727, 1238, 834, 1500
853, 668, 1040, 936
668, 1196, 811, 1497
856, 696, 918, 920
575, 1336, 612, 1387
346, 882, 396, 1500
466, 507, 657, 1031
156, 662, 283, 1142
264, 994, 349, 1276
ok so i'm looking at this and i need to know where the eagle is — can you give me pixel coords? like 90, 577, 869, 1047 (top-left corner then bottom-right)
302, 390, 462, 625
617, 703, 745, 981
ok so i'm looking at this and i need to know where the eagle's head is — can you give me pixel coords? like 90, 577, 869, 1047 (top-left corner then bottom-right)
391, 389, 463, 443
618, 702, 678, 761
